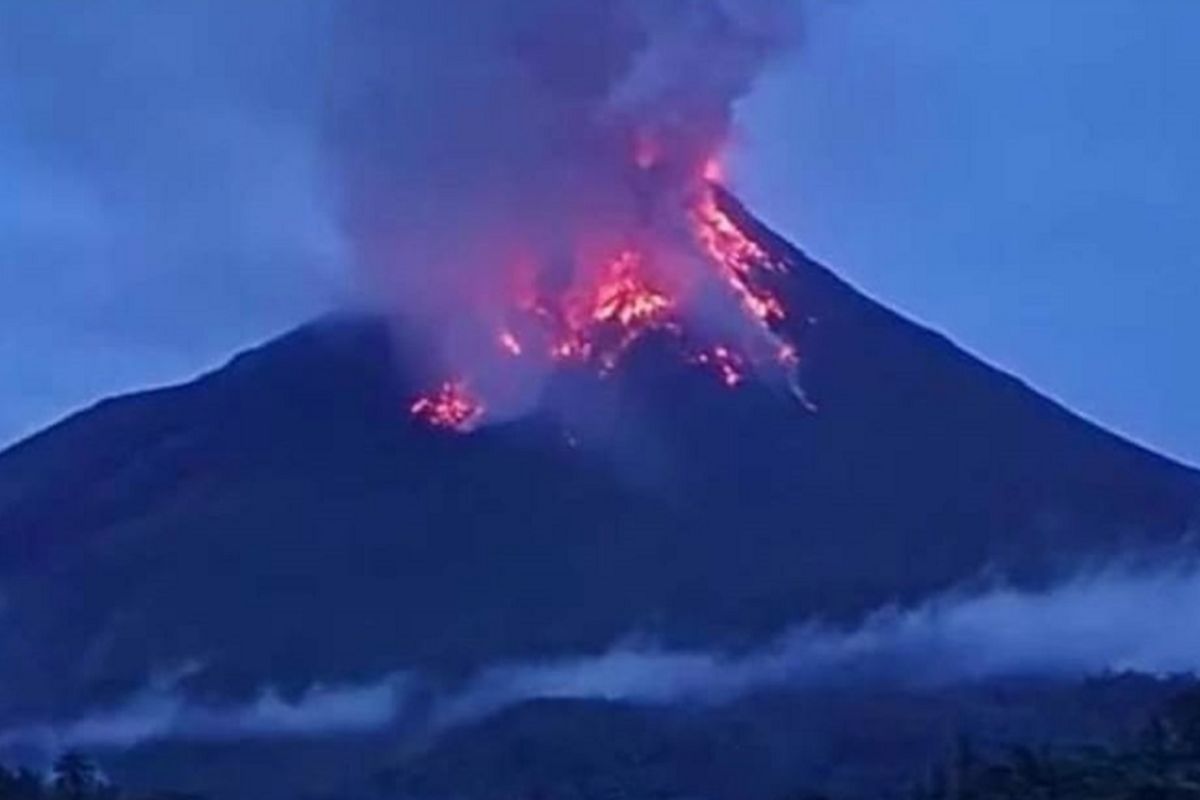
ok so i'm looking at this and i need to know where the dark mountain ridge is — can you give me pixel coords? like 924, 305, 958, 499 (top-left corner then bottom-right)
0, 194, 1197, 797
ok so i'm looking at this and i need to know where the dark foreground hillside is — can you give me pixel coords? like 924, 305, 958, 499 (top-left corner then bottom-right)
8, 679, 1200, 800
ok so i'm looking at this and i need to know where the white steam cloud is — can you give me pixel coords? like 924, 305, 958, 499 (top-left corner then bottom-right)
7, 564, 1200, 752
1, 669, 411, 754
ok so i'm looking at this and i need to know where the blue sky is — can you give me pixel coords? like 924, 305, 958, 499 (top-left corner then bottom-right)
737, 0, 1199, 465
1, 1, 1197, 465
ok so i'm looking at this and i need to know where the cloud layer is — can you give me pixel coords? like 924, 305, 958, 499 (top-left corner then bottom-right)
7, 563, 1200, 752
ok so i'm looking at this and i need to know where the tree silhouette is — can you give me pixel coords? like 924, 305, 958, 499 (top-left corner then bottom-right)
50, 753, 100, 800
0, 765, 47, 800
908, 692, 1200, 800
1162, 688, 1200, 758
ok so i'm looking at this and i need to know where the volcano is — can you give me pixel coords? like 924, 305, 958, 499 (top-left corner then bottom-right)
1, 193, 1197, 798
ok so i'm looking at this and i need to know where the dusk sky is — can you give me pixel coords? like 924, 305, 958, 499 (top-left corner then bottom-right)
2, 0, 1197, 465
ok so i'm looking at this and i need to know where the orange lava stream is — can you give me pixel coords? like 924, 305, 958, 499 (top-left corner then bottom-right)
691, 188, 787, 325
411, 155, 804, 430
524, 248, 678, 373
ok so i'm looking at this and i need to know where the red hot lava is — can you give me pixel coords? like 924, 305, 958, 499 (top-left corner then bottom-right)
691, 345, 746, 388
410, 149, 802, 431
518, 248, 678, 373
410, 381, 484, 431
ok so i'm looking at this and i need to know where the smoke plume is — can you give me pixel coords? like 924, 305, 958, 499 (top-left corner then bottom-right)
325, 0, 804, 416
0, 1, 802, 443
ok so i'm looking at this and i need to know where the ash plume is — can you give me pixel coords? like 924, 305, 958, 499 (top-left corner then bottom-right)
0, 1, 804, 443
325, 0, 804, 417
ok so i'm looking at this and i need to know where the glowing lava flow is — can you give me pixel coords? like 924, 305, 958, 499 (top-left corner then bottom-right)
498, 330, 523, 357
410, 381, 484, 431
528, 249, 678, 372
591, 251, 672, 329
692, 188, 787, 325
411, 161, 805, 431
690, 345, 746, 388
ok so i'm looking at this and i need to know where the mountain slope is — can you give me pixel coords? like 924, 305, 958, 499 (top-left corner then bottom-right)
0, 193, 1196, 729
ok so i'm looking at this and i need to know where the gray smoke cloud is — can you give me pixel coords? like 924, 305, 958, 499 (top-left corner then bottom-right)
325, 0, 805, 411
0, 0, 803, 443
7, 563, 1200, 752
